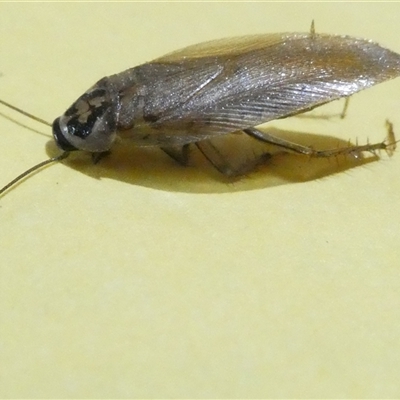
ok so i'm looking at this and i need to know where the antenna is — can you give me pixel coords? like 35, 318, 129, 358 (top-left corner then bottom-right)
0, 99, 68, 197
0, 152, 70, 196
0, 99, 52, 127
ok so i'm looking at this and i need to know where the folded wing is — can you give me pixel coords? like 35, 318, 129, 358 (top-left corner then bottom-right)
143, 33, 400, 138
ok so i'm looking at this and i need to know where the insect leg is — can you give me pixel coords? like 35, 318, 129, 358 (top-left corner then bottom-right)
310, 20, 316, 38
195, 140, 271, 177
244, 124, 396, 159
340, 97, 350, 119
161, 144, 190, 165
91, 151, 111, 164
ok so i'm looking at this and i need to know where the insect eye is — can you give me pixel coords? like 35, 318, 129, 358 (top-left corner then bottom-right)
52, 117, 78, 151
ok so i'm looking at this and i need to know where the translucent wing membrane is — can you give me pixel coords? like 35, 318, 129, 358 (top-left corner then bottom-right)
139, 33, 400, 140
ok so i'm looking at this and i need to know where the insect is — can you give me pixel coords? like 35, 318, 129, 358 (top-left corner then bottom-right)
1, 24, 400, 196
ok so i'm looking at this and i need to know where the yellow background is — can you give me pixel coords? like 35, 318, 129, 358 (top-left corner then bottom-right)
1, 3, 400, 398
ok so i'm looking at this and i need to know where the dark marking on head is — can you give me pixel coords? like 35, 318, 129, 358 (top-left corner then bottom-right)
61, 87, 112, 140
64, 88, 108, 117
52, 82, 117, 152
66, 98, 112, 139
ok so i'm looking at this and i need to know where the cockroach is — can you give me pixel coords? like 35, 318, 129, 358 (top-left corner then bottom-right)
1, 25, 400, 195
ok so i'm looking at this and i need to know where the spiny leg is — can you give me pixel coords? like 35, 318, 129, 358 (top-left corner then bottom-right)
243, 123, 396, 159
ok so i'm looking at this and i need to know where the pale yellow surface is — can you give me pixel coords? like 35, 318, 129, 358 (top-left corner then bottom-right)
1, 3, 400, 398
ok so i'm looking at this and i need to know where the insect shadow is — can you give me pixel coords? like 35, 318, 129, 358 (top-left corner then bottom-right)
45, 125, 379, 194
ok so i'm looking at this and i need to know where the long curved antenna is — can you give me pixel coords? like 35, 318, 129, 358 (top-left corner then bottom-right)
0, 152, 69, 196
0, 99, 52, 127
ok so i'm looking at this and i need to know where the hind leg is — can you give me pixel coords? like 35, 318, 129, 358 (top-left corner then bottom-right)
243, 122, 396, 159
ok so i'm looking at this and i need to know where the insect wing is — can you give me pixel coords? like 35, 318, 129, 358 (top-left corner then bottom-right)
153, 34, 291, 61
148, 33, 400, 137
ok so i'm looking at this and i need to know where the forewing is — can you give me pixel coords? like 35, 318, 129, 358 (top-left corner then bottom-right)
154, 34, 291, 61
149, 33, 400, 137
